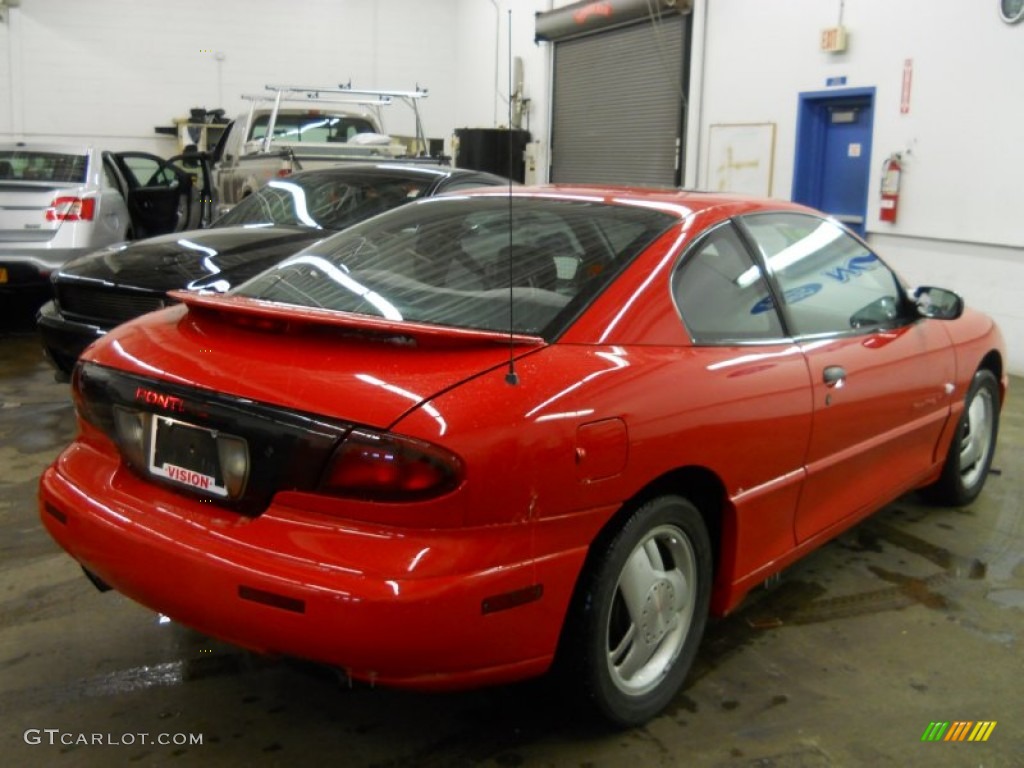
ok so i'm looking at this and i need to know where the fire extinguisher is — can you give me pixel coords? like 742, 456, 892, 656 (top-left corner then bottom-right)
879, 153, 902, 223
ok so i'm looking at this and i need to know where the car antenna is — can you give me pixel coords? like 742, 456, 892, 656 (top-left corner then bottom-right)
504, 8, 519, 386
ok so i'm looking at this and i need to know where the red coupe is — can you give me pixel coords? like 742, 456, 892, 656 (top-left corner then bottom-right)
39, 187, 1006, 725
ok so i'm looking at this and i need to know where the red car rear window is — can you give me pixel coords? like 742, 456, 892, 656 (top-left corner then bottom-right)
232, 196, 675, 338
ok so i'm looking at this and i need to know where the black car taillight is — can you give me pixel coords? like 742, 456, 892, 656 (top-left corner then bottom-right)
320, 429, 463, 502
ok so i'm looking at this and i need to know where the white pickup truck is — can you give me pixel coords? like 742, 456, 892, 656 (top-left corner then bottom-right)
211, 84, 443, 211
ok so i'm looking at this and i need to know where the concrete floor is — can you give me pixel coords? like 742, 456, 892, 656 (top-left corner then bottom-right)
1, 304, 1022, 768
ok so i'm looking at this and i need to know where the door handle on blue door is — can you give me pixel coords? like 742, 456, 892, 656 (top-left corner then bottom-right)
823, 366, 847, 388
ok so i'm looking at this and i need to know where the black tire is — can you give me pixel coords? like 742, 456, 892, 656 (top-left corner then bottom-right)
923, 369, 1000, 506
568, 495, 712, 726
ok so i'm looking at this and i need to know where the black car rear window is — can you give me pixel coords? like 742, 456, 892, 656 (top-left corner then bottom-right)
214, 173, 434, 232
232, 196, 676, 338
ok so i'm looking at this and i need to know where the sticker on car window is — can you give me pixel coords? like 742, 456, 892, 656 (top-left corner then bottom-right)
751, 283, 822, 314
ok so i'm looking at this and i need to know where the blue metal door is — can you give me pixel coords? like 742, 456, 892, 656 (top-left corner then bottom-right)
792, 88, 875, 237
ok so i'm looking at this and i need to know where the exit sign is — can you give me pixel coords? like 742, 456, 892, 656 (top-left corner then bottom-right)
820, 26, 848, 53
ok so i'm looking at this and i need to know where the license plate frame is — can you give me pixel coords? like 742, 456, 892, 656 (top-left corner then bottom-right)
147, 414, 231, 498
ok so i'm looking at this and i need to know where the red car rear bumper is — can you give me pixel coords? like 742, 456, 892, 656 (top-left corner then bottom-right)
39, 441, 582, 690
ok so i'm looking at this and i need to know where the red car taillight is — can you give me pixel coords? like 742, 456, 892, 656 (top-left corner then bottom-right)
46, 196, 96, 222
320, 429, 463, 501
70, 364, 101, 429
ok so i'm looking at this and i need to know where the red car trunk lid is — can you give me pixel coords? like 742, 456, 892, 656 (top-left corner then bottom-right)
86, 292, 544, 429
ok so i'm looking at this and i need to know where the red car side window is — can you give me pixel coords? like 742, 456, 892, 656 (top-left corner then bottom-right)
740, 213, 905, 337
672, 222, 785, 343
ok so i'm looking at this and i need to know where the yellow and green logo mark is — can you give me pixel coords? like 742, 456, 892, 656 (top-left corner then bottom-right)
921, 721, 997, 742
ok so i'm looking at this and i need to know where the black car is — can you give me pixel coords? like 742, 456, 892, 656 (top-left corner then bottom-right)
37, 163, 510, 376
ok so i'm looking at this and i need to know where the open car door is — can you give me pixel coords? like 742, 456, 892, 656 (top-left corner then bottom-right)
105, 151, 213, 238
167, 147, 214, 229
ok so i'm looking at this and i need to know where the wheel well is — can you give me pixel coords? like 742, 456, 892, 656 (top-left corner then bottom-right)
978, 350, 1004, 400
552, 466, 729, 674
627, 467, 724, 557
579, 467, 727, 601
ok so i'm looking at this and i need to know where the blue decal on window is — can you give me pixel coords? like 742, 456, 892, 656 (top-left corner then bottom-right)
823, 253, 880, 283
849, 253, 880, 270
751, 283, 822, 314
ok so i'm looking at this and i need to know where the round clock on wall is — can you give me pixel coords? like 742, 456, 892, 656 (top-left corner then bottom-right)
1001, 0, 1024, 23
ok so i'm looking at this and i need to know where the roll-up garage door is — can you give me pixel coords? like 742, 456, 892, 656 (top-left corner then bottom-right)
540, 4, 691, 186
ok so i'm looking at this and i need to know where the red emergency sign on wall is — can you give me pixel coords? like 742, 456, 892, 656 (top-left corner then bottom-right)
900, 59, 913, 114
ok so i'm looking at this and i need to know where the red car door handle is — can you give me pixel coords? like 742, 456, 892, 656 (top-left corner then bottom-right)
823, 366, 847, 387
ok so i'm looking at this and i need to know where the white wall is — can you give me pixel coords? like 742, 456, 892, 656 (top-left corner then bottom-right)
0, 0, 461, 153
453, 0, 552, 137
687, 0, 1024, 374
0, 0, 549, 154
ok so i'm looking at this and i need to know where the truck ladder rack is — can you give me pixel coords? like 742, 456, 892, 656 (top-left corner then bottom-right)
244, 84, 429, 155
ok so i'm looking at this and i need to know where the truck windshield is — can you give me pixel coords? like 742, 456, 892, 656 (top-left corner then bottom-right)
232, 196, 675, 339
249, 114, 378, 143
